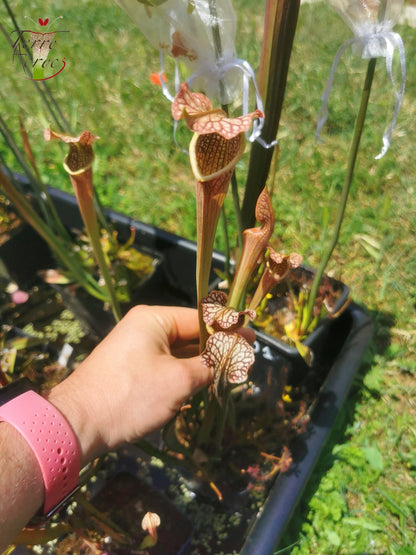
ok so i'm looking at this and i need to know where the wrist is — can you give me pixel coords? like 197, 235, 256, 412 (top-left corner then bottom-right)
0, 422, 44, 547
47, 378, 104, 467
0, 385, 81, 516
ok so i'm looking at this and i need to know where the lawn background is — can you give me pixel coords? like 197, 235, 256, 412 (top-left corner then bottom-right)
1, 1, 416, 552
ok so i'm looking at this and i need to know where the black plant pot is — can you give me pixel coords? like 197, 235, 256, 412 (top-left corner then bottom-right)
0, 187, 373, 553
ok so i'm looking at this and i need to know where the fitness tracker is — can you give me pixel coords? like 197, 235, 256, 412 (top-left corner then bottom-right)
0, 378, 81, 517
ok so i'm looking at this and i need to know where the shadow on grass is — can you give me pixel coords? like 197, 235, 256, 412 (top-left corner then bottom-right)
274, 307, 396, 553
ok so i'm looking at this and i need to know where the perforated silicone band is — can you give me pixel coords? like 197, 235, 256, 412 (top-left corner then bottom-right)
0, 390, 80, 514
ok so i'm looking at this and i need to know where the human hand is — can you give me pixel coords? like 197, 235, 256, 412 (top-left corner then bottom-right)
48, 305, 215, 466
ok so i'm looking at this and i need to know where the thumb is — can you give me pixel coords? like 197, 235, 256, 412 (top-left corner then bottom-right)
175, 354, 213, 397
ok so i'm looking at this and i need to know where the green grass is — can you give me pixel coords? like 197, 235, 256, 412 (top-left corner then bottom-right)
1, 1, 416, 552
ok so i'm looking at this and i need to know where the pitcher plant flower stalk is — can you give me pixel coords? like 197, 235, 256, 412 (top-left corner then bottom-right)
304, 0, 406, 332
304, 58, 377, 332
44, 129, 122, 322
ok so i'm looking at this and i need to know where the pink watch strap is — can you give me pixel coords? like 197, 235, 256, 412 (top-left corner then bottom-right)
0, 390, 80, 514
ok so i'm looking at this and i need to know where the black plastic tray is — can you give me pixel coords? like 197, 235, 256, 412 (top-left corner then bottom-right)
1, 185, 373, 552
241, 301, 372, 553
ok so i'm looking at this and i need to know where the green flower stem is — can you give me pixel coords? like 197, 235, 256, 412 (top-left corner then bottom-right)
0, 167, 108, 301
81, 209, 122, 322
304, 57, 377, 330
208, 0, 225, 102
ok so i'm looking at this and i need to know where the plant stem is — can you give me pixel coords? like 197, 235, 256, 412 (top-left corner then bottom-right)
214, 387, 231, 456
86, 217, 122, 322
70, 170, 122, 322
73, 492, 127, 536
304, 58, 377, 329
12, 523, 72, 546
208, 0, 226, 102
231, 172, 243, 248
220, 206, 231, 284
